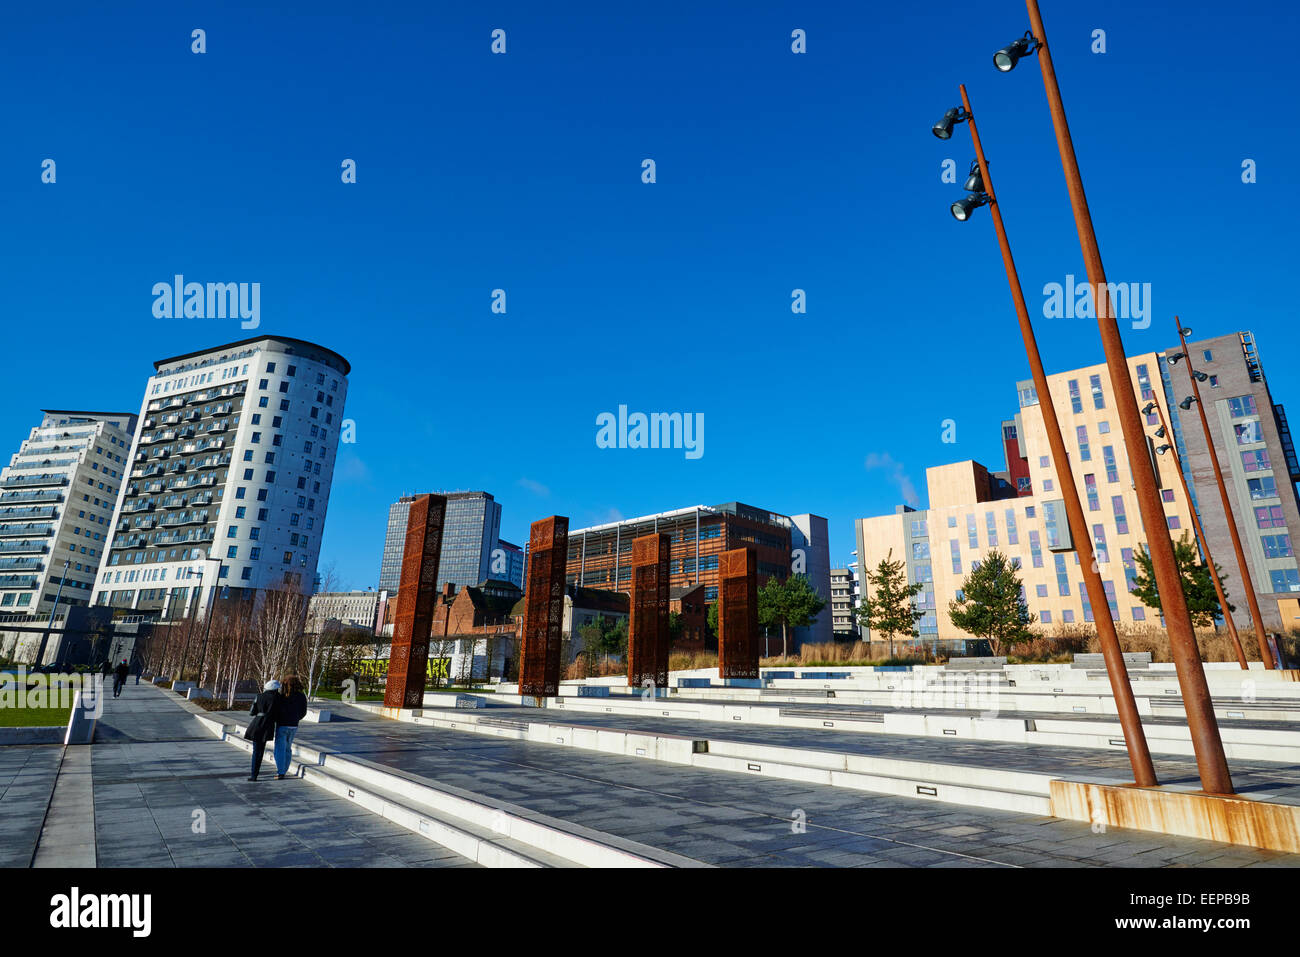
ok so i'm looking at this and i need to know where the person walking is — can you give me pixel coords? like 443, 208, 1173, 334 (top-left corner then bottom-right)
273, 675, 308, 779
112, 659, 130, 698
133, 659, 142, 685
245, 679, 280, 781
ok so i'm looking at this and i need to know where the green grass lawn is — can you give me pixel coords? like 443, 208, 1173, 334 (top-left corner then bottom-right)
0, 705, 72, 728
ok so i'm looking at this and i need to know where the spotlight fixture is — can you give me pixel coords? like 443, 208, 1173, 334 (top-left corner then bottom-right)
1179, 327, 1193, 338
932, 106, 969, 139
993, 32, 1040, 72
1168, 352, 1186, 364
1156, 444, 1172, 455
963, 161, 984, 193
1180, 396, 1197, 410
1193, 371, 1209, 382
951, 193, 990, 221
1141, 402, 1158, 416
1155, 426, 1166, 438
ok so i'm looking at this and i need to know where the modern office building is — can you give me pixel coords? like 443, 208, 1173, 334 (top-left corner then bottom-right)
855, 331, 1300, 643
378, 491, 504, 594
90, 335, 350, 619
306, 589, 385, 633
830, 568, 860, 640
566, 502, 832, 651
495, 538, 524, 590
0, 410, 138, 620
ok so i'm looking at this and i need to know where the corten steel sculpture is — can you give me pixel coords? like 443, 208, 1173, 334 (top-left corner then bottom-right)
717, 547, 759, 679
519, 515, 568, 698
383, 494, 446, 709
627, 533, 671, 691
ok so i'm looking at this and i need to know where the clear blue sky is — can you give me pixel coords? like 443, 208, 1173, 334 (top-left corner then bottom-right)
2, 0, 1295, 590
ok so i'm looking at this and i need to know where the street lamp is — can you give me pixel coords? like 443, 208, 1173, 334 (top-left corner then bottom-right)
999, 0, 1234, 794
931, 106, 969, 139
1180, 396, 1197, 411
951, 193, 990, 221
929, 82, 1157, 787
992, 32, 1039, 72
33, 559, 71, 668
195, 555, 225, 687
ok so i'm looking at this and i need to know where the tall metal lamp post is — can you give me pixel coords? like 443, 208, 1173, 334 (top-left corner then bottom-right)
933, 85, 1157, 786
1170, 320, 1274, 667
993, 0, 1234, 795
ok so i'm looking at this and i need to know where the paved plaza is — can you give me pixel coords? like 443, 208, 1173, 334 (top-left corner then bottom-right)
5, 681, 1299, 867
5, 684, 475, 868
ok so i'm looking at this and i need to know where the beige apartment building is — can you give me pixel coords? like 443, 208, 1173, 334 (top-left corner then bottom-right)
856, 332, 1300, 645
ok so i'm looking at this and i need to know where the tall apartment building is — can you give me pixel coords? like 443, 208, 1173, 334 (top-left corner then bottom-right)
855, 331, 1300, 643
90, 336, 350, 619
305, 589, 384, 633
0, 410, 138, 620
377, 491, 504, 593
830, 568, 859, 639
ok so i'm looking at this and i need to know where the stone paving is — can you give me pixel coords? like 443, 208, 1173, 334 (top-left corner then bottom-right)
0, 746, 61, 867
477, 705, 1300, 804
260, 703, 1300, 868
1, 683, 477, 868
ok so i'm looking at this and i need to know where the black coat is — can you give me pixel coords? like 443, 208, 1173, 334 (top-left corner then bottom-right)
114, 664, 129, 682
247, 690, 280, 742
277, 691, 308, 728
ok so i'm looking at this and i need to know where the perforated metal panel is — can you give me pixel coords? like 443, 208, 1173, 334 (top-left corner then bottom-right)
627, 533, 670, 690
384, 494, 446, 709
718, 547, 759, 679
519, 516, 568, 697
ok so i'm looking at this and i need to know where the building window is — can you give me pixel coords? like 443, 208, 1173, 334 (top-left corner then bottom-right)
950, 540, 961, 575
1256, 506, 1285, 529
1077, 425, 1091, 461
986, 512, 998, 548
1248, 477, 1279, 500
1228, 395, 1258, 418
1062, 609, 1075, 623
1005, 509, 1018, 546
1136, 364, 1153, 401
1055, 554, 1070, 596
1036, 584, 1048, 598
1084, 474, 1099, 511
1203, 350, 1213, 363
1112, 496, 1129, 535
1162, 488, 1176, 503
1262, 535, 1294, 559
1068, 379, 1082, 413
1234, 421, 1262, 445
1270, 569, 1300, 592
1132, 607, 1146, 621
1090, 374, 1105, 410
967, 515, 978, 549
1028, 529, 1043, 568
1168, 515, 1182, 530
1242, 449, 1271, 472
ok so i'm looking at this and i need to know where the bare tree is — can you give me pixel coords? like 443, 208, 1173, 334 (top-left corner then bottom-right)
249, 587, 308, 685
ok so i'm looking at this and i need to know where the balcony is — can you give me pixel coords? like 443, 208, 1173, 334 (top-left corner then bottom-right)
0, 523, 54, 538
0, 541, 48, 554
0, 575, 39, 589
0, 557, 43, 570
0, 474, 68, 488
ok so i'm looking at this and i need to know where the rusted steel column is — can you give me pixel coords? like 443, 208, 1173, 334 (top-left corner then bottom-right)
384, 494, 446, 709
1024, 0, 1232, 793
1174, 320, 1274, 668
627, 533, 671, 691
717, 547, 760, 679
519, 515, 568, 698
959, 83, 1157, 786
1150, 394, 1248, 668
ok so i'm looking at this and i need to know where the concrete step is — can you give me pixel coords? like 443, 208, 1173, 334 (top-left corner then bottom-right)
194, 713, 703, 868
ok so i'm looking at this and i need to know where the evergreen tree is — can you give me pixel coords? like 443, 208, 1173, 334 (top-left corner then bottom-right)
856, 549, 924, 658
1130, 532, 1234, 628
947, 549, 1035, 656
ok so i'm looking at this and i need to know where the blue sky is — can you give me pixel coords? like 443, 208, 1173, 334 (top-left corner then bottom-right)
2, 0, 1295, 589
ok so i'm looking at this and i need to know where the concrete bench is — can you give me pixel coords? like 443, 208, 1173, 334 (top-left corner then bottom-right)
1072, 652, 1152, 670
304, 707, 332, 722
945, 657, 1008, 671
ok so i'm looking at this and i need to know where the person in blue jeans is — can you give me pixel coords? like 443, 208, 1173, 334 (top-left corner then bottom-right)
273, 674, 308, 779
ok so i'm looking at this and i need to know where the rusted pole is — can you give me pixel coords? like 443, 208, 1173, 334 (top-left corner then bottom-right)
959, 84, 1157, 786
1174, 319, 1274, 668
1149, 394, 1248, 668
1022, 0, 1233, 793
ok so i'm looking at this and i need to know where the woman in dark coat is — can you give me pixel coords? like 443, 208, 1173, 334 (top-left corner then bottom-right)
273, 675, 308, 779
247, 679, 281, 781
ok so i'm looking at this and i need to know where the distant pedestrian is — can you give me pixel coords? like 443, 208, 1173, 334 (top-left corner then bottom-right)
245, 680, 281, 781
112, 660, 130, 698
273, 675, 308, 779
133, 660, 142, 685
